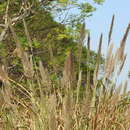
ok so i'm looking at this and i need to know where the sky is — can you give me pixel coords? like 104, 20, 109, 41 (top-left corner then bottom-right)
86, 0, 130, 89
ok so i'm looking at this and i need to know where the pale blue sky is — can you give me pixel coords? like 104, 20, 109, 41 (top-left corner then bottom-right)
87, 0, 130, 89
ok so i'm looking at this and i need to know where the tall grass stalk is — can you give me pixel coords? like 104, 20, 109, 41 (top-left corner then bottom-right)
0, 16, 130, 130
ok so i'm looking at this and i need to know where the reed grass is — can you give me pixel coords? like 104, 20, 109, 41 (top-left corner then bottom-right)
0, 16, 130, 130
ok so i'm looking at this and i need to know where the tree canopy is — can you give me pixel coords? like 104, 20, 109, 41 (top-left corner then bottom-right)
0, 0, 104, 84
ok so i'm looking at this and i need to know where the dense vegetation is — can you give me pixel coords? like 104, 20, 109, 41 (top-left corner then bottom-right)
0, 0, 102, 81
0, 0, 130, 130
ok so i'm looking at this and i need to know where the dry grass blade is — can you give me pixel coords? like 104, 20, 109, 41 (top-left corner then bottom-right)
63, 94, 73, 130
8, 78, 31, 98
108, 14, 115, 45
121, 23, 130, 46
48, 95, 57, 130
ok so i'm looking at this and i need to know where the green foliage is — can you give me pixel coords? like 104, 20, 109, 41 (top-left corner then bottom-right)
49, 0, 105, 26
80, 3, 96, 14
94, 0, 105, 4
0, 0, 105, 84
0, 42, 7, 57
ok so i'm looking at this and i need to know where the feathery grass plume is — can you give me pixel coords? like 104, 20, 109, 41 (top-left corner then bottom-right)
89, 85, 97, 119
105, 54, 115, 79
93, 33, 103, 86
108, 14, 115, 45
105, 23, 129, 79
9, 19, 34, 78
105, 43, 113, 68
39, 60, 51, 87
118, 54, 127, 75
8, 18, 24, 59
48, 41, 57, 72
105, 43, 114, 78
86, 33, 93, 96
23, 18, 33, 53
21, 52, 34, 78
114, 47, 120, 65
62, 50, 75, 89
78, 23, 86, 70
118, 23, 130, 61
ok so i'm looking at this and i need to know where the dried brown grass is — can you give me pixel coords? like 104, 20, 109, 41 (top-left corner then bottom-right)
0, 15, 130, 130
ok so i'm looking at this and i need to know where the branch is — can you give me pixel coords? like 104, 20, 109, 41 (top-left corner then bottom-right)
0, 0, 32, 42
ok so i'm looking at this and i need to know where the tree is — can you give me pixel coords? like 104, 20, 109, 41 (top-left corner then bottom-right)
0, 0, 104, 84
40, 0, 105, 38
